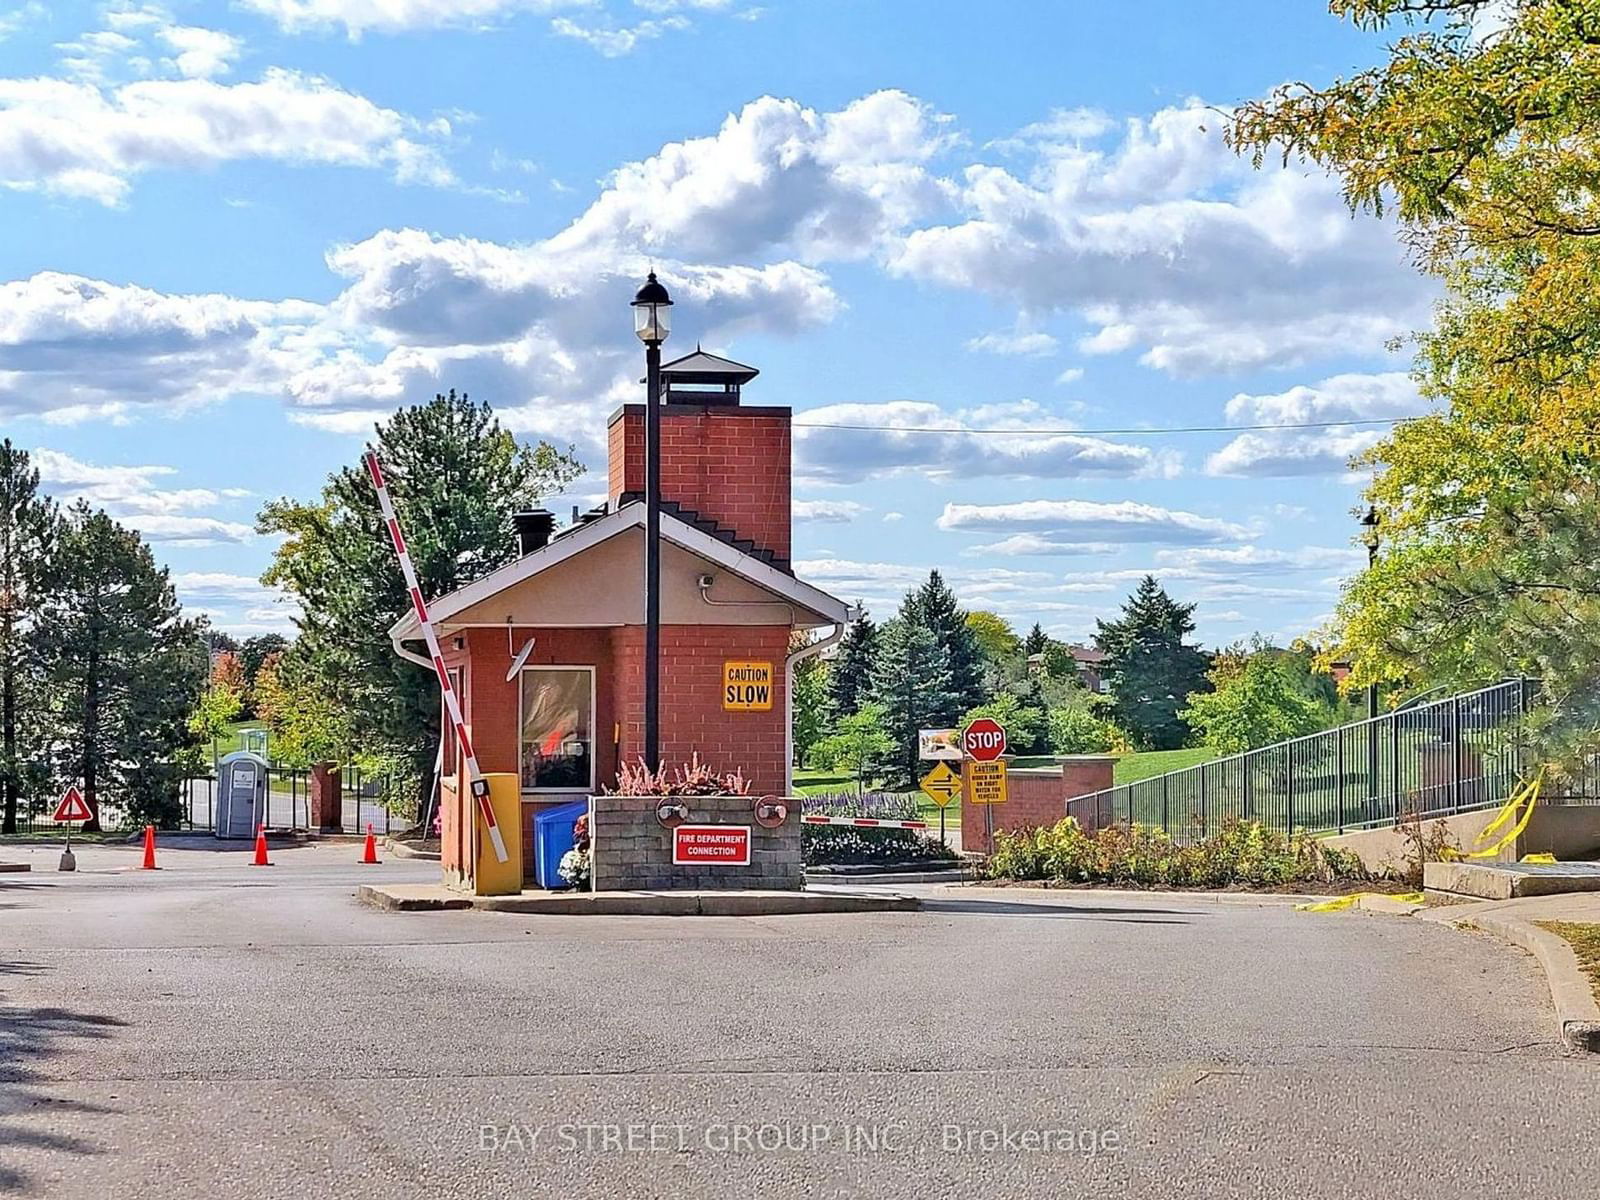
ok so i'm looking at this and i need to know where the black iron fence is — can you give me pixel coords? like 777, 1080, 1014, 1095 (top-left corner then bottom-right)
1066, 679, 1593, 842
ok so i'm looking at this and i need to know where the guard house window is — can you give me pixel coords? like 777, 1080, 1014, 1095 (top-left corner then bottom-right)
442, 667, 463, 779
520, 667, 594, 791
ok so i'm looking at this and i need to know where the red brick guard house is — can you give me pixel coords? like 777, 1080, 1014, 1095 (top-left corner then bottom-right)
388, 352, 852, 888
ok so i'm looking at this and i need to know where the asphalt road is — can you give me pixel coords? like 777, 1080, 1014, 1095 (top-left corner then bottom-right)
1, 840, 1594, 1199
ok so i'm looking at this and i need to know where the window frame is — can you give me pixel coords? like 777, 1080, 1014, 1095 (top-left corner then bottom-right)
517, 664, 597, 795
442, 665, 465, 781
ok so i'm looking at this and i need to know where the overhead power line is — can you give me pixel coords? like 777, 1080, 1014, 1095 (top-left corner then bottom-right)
789, 415, 1427, 437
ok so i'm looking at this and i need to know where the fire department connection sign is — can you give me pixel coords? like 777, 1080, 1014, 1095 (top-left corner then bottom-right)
672, 824, 752, 865
722, 661, 774, 711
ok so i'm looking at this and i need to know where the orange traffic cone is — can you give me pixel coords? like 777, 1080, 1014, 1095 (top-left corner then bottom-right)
360, 824, 380, 865
141, 825, 159, 870
251, 824, 273, 867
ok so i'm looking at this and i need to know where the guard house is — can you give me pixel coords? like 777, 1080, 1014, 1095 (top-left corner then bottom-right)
388, 351, 852, 888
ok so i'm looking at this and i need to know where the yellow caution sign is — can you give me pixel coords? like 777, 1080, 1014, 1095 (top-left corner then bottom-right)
723, 661, 774, 710
919, 762, 962, 808
964, 759, 1008, 805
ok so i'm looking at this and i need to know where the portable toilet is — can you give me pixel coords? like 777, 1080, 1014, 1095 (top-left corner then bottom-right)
533, 799, 590, 889
216, 750, 268, 839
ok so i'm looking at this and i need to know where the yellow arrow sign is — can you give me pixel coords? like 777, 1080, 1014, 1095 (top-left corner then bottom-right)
919, 762, 963, 808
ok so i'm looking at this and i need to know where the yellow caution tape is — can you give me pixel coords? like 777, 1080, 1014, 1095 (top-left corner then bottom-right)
1295, 890, 1425, 912
1438, 769, 1545, 862
1520, 852, 1557, 865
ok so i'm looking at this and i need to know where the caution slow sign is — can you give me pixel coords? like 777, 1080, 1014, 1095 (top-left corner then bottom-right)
723, 661, 774, 711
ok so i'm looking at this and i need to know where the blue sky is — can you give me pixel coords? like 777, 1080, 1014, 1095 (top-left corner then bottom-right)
0, 1, 1433, 645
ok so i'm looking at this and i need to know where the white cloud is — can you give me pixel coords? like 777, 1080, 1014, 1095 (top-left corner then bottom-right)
881, 511, 904, 522
957, 535, 1116, 558
1055, 367, 1084, 385
0, 68, 455, 204
158, 25, 244, 79
31, 450, 257, 543
1205, 371, 1428, 477
794, 399, 1174, 484
238, 0, 578, 35
550, 14, 689, 56
889, 101, 1432, 375
966, 329, 1058, 357
549, 90, 952, 263
793, 498, 867, 523
938, 498, 1250, 546
121, 514, 256, 544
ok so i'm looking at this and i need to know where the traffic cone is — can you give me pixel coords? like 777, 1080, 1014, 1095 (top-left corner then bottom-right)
251, 824, 272, 867
360, 824, 380, 865
141, 825, 158, 870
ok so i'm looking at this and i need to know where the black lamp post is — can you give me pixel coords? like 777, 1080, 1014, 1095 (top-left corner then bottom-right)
1359, 505, 1382, 721
632, 272, 672, 771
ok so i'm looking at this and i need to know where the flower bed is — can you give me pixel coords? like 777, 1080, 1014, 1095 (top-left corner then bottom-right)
800, 792, 957, 866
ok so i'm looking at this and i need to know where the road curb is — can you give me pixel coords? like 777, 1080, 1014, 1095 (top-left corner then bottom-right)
1452, 911, 1600, 1054
937, 883, 1340, 907
357, 883, 919, 917
384, 839, 442, 861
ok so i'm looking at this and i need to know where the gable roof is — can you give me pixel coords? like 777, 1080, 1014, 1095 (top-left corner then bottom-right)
660, 348, 759, 384
388, 501, 850, 643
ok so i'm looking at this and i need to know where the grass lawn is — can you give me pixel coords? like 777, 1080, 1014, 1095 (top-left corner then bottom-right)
212, 720, 268, 760
1535, 921, 1600, 1004
1113, 747, 1217, 785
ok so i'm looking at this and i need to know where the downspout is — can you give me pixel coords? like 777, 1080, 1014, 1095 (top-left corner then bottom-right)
783, 606, 861, 795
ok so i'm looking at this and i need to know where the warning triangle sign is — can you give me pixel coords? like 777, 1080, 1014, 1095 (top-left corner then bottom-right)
53, 786, 92, 823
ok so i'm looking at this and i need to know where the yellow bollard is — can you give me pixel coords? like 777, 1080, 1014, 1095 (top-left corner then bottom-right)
473, 772, 524, 896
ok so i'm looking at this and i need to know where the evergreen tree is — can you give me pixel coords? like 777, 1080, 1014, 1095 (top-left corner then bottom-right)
0, 441, 59, 833
258, 391, 583, 804
909, 570, 985, 714
1022, 623, 1049, 657
1095, 575, 1211, 751
36, 505, 207, 829
826, 609, 877, 719
869, 610, 956, 787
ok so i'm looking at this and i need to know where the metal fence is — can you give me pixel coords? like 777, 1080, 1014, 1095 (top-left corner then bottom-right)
1065, 679, 1586, 841
7, 762, 399, 836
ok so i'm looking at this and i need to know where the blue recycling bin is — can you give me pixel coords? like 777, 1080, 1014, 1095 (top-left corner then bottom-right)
533, 799, 590, 889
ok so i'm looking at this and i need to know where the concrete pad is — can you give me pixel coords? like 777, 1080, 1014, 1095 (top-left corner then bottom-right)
356, 883, 918, 916
1425, 859, 1600, 901
1353, 893, 1428, 916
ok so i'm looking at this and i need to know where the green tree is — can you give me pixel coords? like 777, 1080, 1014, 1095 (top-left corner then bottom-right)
790, 637, 830, 768
958, 693, 1047, 757
909, 570, 986, 714
870, 610, 957, 787
1095, 576, 1210, 750
827, 611, 877, 719
259, 391, 582, 804
965, 610, 1021, 662
239, 633, 289, 709
252, 646, 357, 768
0, 441, 59, 833
809, 703, 895, 796
35, 505, 207, 829
1229, 0, 1600, 767
1181, 648, 1330, 756
1047, 705, 1124, 755
1022, 623, 1049, 657
1040, 641, 1078, 683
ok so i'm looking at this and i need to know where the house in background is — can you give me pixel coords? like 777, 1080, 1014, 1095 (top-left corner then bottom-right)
388, 351, 852, 889
1028, 644, 1110, 693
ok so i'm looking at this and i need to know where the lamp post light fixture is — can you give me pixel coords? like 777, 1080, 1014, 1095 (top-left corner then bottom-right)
632, 272, 673, 770
1359, 504, 1382, 722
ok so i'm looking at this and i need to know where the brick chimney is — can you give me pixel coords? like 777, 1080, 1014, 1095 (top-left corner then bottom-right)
607, 350, 791, 567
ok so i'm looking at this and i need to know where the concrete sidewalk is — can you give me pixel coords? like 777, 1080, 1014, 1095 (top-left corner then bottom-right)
1420, 893, 1600, 1053
357, 882, 918, 916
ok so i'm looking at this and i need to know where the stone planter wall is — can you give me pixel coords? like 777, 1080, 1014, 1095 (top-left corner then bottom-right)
590, 794, 803, 891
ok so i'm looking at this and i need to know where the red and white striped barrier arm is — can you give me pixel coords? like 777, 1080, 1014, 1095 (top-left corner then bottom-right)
365, 450, 509, 865
800, 814, 929, 831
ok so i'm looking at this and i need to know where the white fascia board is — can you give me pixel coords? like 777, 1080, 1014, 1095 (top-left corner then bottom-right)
387, 504, 851, 642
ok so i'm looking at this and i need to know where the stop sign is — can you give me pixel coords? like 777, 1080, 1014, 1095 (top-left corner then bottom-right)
962, 717, 1007, 762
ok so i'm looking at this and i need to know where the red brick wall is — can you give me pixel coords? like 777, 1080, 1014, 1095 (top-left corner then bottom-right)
610, 623, 790, 797
607, 404, 792, 562
962, 757, 1115, 855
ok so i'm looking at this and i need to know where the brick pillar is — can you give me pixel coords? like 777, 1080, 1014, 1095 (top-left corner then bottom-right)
309, 763, 342, 832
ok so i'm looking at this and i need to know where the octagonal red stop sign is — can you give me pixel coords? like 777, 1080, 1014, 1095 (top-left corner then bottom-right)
962, 718, 1007, 762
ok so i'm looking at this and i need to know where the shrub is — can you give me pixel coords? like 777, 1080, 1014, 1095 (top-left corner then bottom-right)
985, 816, 1369, 889
1047, 707, 1126, 755
608, 755, 750, 796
